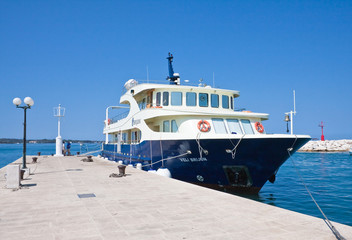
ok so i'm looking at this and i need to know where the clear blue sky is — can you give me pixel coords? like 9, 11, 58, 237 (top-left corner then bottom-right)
1, 1, 351, 140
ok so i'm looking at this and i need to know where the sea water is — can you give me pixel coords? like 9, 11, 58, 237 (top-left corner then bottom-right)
249, 152, 352, 227
0, 145, 351, 226
0, 143, 100, 169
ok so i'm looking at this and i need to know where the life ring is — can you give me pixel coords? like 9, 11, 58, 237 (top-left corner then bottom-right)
255, 122, 264, 133
197, 120, 211, 132
107, 119, 111, 125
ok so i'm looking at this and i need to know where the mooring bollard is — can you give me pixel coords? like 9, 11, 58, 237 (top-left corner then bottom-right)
77, 152, 80, 155
20, 169, 25, 180
118, 165, 126, 176
32, 157, 38, 163
37, 152, 41, 156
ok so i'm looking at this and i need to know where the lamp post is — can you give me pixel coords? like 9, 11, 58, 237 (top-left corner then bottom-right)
54, 104, 65, 156
13, 97, 34, 169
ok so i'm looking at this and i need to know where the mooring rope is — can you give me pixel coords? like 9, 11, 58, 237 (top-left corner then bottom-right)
196, 133, 208, 158
227, 134, 246, 159
79, 149, 102, 156
287, 136, 345, 240
141, 151, 192, 168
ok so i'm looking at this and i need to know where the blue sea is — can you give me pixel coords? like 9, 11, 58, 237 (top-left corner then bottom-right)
1, 144, 351, 227
0, 143, 101, 169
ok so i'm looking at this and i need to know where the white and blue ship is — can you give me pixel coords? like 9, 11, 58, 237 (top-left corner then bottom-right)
102, 53, 311, 193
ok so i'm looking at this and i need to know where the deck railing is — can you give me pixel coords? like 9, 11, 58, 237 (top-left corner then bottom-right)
122, 79, 202, 94
110, 110, 130, 124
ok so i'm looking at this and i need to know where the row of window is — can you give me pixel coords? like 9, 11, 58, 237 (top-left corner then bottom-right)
213, 118, 255, 134
160, 118, 257, 134
152, 92, 234, 109
115, 130, 142, 144
113, 118, 258, 144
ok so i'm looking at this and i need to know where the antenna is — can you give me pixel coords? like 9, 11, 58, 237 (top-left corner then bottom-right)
213, 72, 215, 88
293, 90, 296, 114
146, 65, 149, 83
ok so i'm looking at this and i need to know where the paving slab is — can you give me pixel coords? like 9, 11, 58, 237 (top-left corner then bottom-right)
0, 155, 351, 240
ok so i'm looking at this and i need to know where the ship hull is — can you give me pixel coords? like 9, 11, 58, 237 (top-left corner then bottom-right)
102, 136, 310, 194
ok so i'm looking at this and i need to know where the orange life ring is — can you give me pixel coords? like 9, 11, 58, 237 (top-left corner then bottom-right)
107, 119, 111, 125
255, 122, 264, 133
197, 120, 211, 132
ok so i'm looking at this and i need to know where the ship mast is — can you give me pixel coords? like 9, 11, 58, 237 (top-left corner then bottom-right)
166, 52, 180, 85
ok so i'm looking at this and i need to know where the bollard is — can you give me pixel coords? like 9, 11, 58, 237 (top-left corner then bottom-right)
20, 169, 25, 180
77, 152, 80, 155
37, 152, 41, 156
32, 157, 38, 163
118, 165, 126, 176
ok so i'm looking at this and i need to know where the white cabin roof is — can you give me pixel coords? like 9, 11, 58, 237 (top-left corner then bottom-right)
125, 83, 240, 99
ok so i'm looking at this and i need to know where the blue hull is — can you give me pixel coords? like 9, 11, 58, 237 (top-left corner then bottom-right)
102, 137, 310, 193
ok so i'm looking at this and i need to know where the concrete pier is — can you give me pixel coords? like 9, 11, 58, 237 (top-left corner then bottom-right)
0, 156, 351, 240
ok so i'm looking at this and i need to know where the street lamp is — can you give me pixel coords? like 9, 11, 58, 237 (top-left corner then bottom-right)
13, 97, 34, 169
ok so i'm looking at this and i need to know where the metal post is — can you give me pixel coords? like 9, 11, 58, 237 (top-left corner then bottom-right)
23, 107, 27, 169
290, 110, 293, 135
58, 113, 61, 137
105, 107, 109, 144
285, 91, 296, 135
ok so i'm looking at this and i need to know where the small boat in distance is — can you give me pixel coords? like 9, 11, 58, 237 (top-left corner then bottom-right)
101, 53, 311, 194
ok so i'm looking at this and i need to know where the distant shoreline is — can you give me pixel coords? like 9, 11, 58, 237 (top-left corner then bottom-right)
0, 138, 102, 144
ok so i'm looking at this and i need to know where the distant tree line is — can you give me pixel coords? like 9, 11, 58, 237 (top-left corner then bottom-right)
0, 138, 102, 144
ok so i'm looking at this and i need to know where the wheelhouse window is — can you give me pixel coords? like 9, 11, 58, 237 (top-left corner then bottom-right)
163, 120, 170, 132
227, 119, 243, 134
199, 93, 208, 107
186, 92, 196, 106
171, 92, 182, 106
212, 118, 228, 134
163, 92, 169, 106
211, 94, 219, 108
171, 120, 178, 132
222, 95, 229, 109
241, 119, 254, 134
156, 92, 161, 106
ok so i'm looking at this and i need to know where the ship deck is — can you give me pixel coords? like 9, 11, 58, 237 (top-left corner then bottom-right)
0, 155, 351, 240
